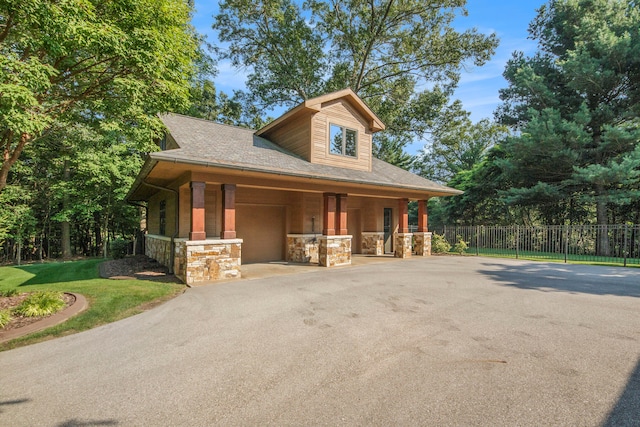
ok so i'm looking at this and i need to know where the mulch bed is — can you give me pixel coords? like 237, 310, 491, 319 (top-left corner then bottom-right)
0, 293, 75, 333
99, 255, 180, 283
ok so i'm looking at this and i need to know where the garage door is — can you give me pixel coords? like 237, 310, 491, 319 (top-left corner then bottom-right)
236, 204, 285, 263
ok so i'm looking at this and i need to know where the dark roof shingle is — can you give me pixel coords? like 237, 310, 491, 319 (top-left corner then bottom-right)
151, 113, 461, 195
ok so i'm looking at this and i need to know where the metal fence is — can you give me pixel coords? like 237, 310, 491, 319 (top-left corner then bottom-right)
419, 224, 640, 267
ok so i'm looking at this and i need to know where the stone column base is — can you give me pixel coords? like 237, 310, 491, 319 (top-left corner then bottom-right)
414, 232, 432, 256
395, 233, 413, 259
319, 235, 352, 267
287, 234, 321, 263
361, 232, 384, 255
174, 238, 243, 285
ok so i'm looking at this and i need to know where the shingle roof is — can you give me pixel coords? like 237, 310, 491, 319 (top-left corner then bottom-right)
147, 113, 461, 195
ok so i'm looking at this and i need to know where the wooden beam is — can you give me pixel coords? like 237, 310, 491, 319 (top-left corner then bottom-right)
189, 182, 206, 240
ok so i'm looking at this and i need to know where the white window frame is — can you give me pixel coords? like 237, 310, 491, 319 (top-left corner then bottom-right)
329, 123, 358, 158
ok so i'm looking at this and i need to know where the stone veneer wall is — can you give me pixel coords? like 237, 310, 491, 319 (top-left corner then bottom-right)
318, 235, 352, 267
361, 232, 384, 255
145, 235, 172, 268
395, 233, 413, 259
413, 232, 432, 256
174, 238, 243, 285
287, 234, 320, 263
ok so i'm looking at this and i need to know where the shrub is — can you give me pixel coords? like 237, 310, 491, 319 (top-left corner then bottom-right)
453, 236, 469, 255
432, 233, 451, 254
0, 309, 11, 328
0, 289, 19, 297
14, 291, 66, 317
110, 238, 129, 259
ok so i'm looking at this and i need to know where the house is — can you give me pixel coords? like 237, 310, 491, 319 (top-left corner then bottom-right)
126, 89, 462, 285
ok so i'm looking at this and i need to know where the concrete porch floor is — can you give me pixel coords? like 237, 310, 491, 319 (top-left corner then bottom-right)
237, 254, 401, 281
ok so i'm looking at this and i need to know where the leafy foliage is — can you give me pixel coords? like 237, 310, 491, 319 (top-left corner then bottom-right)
110, 239, 129, 260
0, 0, 200, 192
431, 233, 451, 253
496, 0, 640, 226
0, 309, 11, 328
0, 289, 18, 297
435, 0, 640, 230
452, 236, 468, 254
14, 291, 66, 318
213, 0, 498, 167
0, 0, 201, 261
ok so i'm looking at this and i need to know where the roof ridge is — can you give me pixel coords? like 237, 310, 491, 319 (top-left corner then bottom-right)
162, 112, 257, 133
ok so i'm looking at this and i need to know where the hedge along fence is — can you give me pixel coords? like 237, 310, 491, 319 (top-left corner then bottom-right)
423, 225, 640, 267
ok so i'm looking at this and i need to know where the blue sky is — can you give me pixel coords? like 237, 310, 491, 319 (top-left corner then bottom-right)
191, 1, 546, 151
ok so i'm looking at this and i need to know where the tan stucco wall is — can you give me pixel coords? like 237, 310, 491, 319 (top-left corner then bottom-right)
147, 192, 176, 237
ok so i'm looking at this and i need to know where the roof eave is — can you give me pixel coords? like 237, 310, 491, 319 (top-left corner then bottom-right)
144, 154, 462, 197
125, 157, 159, 202
256, 88, 386, 136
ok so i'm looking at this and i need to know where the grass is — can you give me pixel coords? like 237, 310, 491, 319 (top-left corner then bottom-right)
0, 258, 184, 351
460, 247, 640, 268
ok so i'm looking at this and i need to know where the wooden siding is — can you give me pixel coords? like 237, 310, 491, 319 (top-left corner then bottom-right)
261, 114, 311, 160
311, 99, 372, 172
178, 185, 190, 238
148, 191, 176, 237
165, 133, 180, 150
347, 208, 362, 253
205, 187, 218, 238
303, 193, 322, 234
176, 184, 218, 238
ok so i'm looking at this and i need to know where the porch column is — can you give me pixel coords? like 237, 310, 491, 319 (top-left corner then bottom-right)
336, 193, 348, 235
322, 193, 336, 236
418, 199, 428, 232
398, 198, 409, 233
221, 184, 237, 239
415, 199, 432, 256
319, 192, 351, 267
189, 181, 206, 240
395, 198, 412, 258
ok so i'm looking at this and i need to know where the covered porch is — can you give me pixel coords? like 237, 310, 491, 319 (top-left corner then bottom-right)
139, 166, 434, 286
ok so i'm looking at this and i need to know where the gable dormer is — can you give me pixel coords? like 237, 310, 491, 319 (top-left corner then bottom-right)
256, 89, 385, 172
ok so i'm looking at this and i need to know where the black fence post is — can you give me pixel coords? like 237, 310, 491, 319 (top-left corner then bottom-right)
564, 225, 569, 263
624, 224, 628, 267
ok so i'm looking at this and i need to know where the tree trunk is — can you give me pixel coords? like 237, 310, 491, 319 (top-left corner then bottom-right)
93, 212, 102, 257
596, 183, 610, 257
61, 159, 72, 259
0, 132, 30, 194
16, 237, 22, 266
103, 209, 109, 259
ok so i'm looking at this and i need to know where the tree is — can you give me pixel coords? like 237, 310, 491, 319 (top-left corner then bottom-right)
213, 0, 497, 167
414, 102, 508, 183
496, 0, 640, 253
0, 0, 200, 193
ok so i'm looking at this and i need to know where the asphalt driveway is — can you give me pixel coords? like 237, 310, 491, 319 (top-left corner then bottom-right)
1, 256, 639, 426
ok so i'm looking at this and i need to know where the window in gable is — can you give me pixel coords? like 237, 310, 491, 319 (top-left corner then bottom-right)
329, 124, 357, 157
159, 134, 167, 151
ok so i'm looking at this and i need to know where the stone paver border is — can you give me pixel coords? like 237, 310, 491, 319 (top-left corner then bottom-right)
0, 292, 88, 343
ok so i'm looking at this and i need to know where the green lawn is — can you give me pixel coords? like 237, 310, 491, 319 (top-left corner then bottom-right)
0, 259, 184, 351
462, 247, 640, 267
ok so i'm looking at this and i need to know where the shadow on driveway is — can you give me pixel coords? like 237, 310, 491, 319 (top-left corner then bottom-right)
477, 262, 640, 298
603, 357, 640, 426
